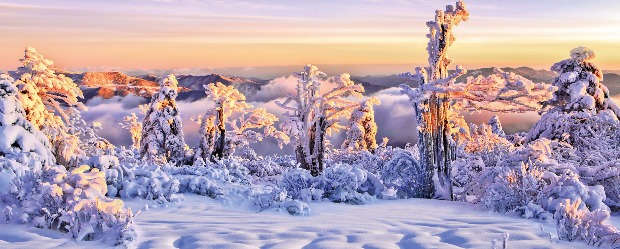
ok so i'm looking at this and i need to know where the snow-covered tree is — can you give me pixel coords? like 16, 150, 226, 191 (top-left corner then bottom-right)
342, 97, 381, 152
542, 46, 620, 117
202, 82, 249, 160
140, 74, 186, 164
0, 74, 55, 167
488, 115, 505, 137
194, 111, 217, 161
526, 47, 620, 210
12, 47, 88, 166
196, 82, 285, 162
13, 47, 85, 128
120, 113, 142, 149
277, 65, 364, 176
399, 0, 554, 199
67, 112, 113, 156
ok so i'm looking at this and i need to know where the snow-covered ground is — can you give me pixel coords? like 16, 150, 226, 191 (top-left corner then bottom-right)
129, 195, 593, 249
2, 193, 603, 249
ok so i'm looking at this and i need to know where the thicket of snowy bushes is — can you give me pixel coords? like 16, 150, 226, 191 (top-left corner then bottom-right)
0, 74, 135, 246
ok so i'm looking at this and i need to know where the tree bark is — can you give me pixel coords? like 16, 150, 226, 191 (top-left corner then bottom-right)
311, 117, 327, 176
213, 108, 226, 160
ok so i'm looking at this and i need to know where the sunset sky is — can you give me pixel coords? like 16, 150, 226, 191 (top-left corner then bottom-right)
1, 0, 619, 76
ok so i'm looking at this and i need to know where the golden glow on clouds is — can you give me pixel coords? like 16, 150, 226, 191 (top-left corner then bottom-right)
1, 0, 619, 73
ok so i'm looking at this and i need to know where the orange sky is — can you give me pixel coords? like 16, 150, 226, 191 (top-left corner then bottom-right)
1, 0, 619, 74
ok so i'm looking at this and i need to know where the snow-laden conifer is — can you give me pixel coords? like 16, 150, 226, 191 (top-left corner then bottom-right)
140, 74, 186, 164
12, 47, 87, 166
342, 97, 381, 152
543, 46, 620, 117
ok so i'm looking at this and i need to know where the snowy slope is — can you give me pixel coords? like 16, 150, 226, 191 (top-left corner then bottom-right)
127, 195, 591, 249
0, 193, 608, 248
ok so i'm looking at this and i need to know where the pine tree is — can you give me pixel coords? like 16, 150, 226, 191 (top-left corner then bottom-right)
0, 74, 55, 166
543, 46, 620, 117
12, 47, 87, 166
14, 47, 85, 129
342, 97, 381, 152
140, 74, 186, 164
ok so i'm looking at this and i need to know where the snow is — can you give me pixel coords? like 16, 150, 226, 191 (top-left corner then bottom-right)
2, 4, 620, 249
1, 193, 601, 249
4, 193, 608, 248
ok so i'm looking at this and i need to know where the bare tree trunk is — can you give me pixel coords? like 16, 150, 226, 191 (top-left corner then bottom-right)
295, 145, 309, 170
213, 108, 226, 160
311, 117, 327, 176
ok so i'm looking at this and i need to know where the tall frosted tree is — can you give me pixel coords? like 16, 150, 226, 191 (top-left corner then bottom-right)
400, 0, 555, 199
277, 65, 364, 176
196, 82, 284, 162
140, 74, 186, 163
12, 47, 86, 166
342, 97, 381, 152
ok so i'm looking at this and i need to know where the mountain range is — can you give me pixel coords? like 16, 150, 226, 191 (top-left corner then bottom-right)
65, 67, 620, 105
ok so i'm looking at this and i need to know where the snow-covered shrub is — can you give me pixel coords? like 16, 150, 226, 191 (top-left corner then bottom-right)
270, 154, 299, 171
243, 156, 284, 178
462, 121, 513, 168
19, 165, 136, 245
4, 205, 12, 223
84, 156, 179, 202
215, 158, 251, 185
279, 168, 314, 200
555, 199, 620, 246
483, 162, 549, 216
280, 200, 311, 216
452, 118, 516, 203
482, 138, 609, 219
248, 185, 288, 212
451, 154, 499, 203
314, 164, 382, 204
527, 110, 620, 210
118, 163, 179, 202
177, 176, 222, 198
327, 149, 384, 176
381, 148, 425, 198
